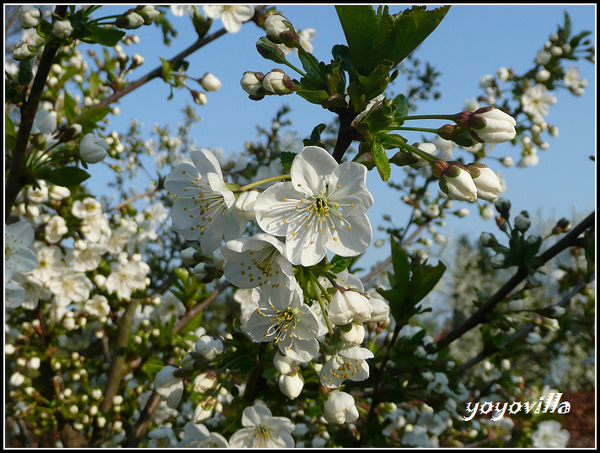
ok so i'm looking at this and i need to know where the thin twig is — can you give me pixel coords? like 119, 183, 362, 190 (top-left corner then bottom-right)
436, 211, 595, 352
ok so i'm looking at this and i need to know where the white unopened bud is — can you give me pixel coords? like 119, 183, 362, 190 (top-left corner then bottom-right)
278, 371, 304, 399
200, 72, 222, 92
234, 190, 259, 220
18, 6, 42, 29
52, 19, 74, 39
473, 107, 517, 143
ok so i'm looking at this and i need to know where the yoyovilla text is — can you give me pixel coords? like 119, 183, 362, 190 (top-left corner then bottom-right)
463, 392, 570, 421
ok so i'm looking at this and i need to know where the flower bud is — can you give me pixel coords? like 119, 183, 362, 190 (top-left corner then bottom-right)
410, 142, 437, 168
191, 90, 208, 105
18, 5, 41, 29
181, 247, 201, 266
470, 107, 517, 143
154, 365, 184, 408
552, 218, 572, 235
479, 232, 497, 247
13, 43, 37, 61
262, 69, 295, 95
274, 351, 297, 375
464, 163, 503, 201
256, 36, 288, 65
339, 322, 365, 345
495, 197, 511, 217
135, 5, 161, 25
438, 164, 477, 202
514, 213, 531, 232
240, 71, 266, 100
490, 253, 506, 269
264, 14, 300, 48
499, 156, 513, 167
79, 133, 110, 163
199, 72, 222, 92
52, 19, 74, 39
115, 10, 145, 29
278, 371, 304, 399
437, 124, 479, 147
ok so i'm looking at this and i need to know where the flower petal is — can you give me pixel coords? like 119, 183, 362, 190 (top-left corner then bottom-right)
254, 182, 305, 236
191, 149, 224, 180
290, 146, 338, 197
329, 162, 374, 215
326, 212, 372, 258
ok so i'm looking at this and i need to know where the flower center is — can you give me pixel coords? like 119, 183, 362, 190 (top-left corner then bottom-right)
253, 425, 274, 447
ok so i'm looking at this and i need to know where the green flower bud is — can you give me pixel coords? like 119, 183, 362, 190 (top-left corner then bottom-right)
256, 36, 288, 65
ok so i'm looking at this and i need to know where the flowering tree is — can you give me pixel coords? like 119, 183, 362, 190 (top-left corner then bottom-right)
5, 4, 595, 448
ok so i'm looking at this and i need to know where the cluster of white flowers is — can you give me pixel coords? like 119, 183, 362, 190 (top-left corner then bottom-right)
157, 144, 391, 441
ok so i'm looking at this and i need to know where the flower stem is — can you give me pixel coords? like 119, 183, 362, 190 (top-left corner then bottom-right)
312, 279, 333, 336
234, 174, 291, 192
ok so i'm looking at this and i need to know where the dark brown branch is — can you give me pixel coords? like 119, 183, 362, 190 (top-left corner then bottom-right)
5, 6, 68, 218
436, 211, 595, 352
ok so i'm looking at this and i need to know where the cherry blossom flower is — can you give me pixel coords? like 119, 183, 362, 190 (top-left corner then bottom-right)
105, 254, 150, 300
72, 197, 102, 219
246, 283, 320, 362
203, 5, 255, 33
164, 149, 247, 254
320, 345, 374, 388
221, 233, 295, 294
5, 221, 37, 283
322, 391, 359, 424
154, 365, 184, 409
11, 272, 51, 310
532, 420, 570, 448
229, 402, 295, 448
177, 422, 229, 448
521, 84, 557, 118
254, 146, 374, 266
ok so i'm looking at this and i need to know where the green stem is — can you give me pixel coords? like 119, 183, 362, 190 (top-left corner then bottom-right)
281, 59, 308, 79
312, 279, 333, 336
381, 134, 441, 165
234, 174, 291, 192
394, 113, 455, 123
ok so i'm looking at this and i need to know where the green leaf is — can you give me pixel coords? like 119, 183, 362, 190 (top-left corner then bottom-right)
392, 93, 408, 121
142, 357, 165, 378
414, 261, 446, 302
329, 255, 353, 274
17, 59, 34, 86
303, 123, 327, 148
63, 92, 77, 124
280, 151, 297, 173
294, 86, 330, 105
371, 139, 391, 182
38, 167, 91, 187
336, 5, 450, 76
85, 24, 125, 46
390, 236, 410, 303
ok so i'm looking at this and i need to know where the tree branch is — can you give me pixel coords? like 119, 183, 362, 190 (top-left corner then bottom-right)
5, 6, 68, 218
436, 211, 595, 352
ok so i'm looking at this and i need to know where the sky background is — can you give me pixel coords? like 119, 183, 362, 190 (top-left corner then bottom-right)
82, 4, 596, 271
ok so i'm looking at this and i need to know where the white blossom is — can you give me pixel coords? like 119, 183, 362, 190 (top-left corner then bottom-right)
255, 146, 374, 266
229, 402, 295, 448
532, 420, 570, 448
323, 391, 359, 424
165, 149, 247, 254
203, 5, 255, 33
5, 221, 38, 283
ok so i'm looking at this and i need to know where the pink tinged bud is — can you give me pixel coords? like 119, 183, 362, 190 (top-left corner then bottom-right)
265, 14, 300, 48
472, 107, 517, 143
191, 90, 208, 105
79, 133, 109, 163
200, 72, 222, 92
262, 69, 295, 95
465, 163, 503, 201
439, 164, 477, 203
240, 71, 266, 99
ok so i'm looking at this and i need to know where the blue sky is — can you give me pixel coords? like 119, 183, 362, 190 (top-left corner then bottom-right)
84, 4, 596, 269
